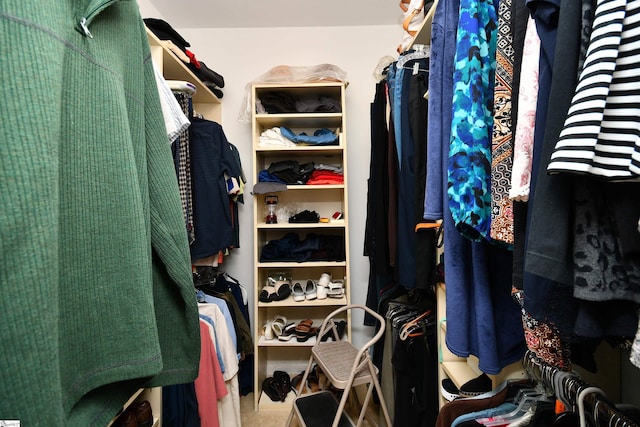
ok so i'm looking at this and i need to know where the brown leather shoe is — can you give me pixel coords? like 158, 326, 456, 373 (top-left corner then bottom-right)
113, 410, 138, 427
132, 400, 153, 427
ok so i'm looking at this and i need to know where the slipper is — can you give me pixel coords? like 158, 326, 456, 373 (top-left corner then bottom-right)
292, 282, 305, 302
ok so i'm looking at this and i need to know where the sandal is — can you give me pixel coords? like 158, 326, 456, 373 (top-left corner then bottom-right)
273, 371, 292, 397
295, 319, 318, 342
271, 315, 288, 337
261, 377, 282, 402
258, 284, 276, 303
278, 322, 296, 341
273, 280, 292, 301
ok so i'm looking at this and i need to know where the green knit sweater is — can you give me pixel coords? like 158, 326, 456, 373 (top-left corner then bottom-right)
0, 1, 200, 425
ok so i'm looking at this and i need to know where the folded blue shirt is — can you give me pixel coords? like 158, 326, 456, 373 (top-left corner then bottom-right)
280, 127, 338, 145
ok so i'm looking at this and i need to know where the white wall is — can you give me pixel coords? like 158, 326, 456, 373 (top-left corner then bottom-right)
137, 0, 402, 348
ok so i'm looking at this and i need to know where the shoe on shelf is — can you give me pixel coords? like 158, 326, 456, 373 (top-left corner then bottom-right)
318, 272, 332, 287
318, 320, 347, 342
271, 315, 288, 337
262, 377, 284, 402
317, 283, 328, 299
263, 321, 274, 340
459, 373, 493, 397
295, 319, 317, 342
258, 284, 276, 303
273, 370, 292, 398
327, 280, 344, 298
278, 323, 296, 341
440, 378, 461, 401
304, 280, 317, 300
273, 279, 292, 301
131, 400, 153, 427
112, 410, 137, 427
292, 282, 305, 302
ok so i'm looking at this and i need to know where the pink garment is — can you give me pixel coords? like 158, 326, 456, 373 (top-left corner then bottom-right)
510, 16, 540, 201
194, 320, 229, 427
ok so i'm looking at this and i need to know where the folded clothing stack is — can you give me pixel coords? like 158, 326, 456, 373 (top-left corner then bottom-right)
144, 18, 225, 97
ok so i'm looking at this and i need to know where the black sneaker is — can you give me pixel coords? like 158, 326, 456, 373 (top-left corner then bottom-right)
459, 373, 493, 397
441, 378, 461, 401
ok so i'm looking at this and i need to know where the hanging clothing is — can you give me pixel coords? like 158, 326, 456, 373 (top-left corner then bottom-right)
423, 0, 526, 374
0, 2, 201, 426
547, 0, 640, 178
189, 118, 237, 261
447, 0, 499, 242
489, 0, 515, 245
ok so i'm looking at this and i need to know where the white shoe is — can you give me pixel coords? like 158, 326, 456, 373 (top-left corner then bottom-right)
317, 284, 328, 300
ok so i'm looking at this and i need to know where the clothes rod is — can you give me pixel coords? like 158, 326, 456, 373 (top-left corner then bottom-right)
523, 350, 639, 426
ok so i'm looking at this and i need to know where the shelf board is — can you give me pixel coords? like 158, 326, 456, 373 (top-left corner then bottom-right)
255, 113, 342, 129
258, 389, 296, 412
255, 145, 344, 153
257, 222, 346, 229
258, 295, 348, 308
257, 261, 347, 268
285, 184, 344, 190
258, 336, 316, 347
146, 29, 221, 106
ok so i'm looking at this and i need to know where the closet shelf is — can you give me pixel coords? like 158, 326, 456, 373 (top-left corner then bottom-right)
257, 222, 346, 229
146, 27, 221, 122
257, 295, 348, 308
284, 184, 345, 190
408, 0, 438, 48
255, 114, 342, 128
258, 337, 316, 347
257, 261, 347, 268
255, 145, 344, 153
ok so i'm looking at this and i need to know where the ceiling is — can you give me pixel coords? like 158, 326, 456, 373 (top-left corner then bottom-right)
146, 0, 403, 29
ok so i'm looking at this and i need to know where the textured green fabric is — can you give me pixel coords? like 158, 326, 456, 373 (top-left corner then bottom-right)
0, 1, 200, 426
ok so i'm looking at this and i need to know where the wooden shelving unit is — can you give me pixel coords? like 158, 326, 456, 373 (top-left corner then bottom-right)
250, 82, 351, 412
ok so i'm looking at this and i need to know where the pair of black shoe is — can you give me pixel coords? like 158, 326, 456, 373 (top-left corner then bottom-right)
318, 320, 347, 342
262, 371, 292, 402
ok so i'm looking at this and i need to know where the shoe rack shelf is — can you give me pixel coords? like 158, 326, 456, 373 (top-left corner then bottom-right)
251, 82, 351, 412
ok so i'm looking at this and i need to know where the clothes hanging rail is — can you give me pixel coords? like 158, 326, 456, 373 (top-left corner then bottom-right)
523, 350, 639, 427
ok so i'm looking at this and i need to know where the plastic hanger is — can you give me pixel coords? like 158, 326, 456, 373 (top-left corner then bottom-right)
397, 44, 430, 69
477, 384, 550, 426
577, 386, 606, 427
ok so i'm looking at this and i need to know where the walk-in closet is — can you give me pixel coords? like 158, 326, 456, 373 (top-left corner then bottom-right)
2, 0, 640, 426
